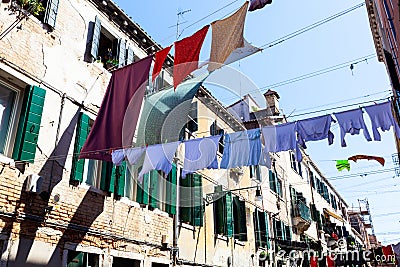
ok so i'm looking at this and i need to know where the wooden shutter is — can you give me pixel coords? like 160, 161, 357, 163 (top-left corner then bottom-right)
264, 212, 270, 248
192, 173, 203, 226
237, 199, 247, 241
225, 192, 234, 237
44, 0, 60, 28
285, 225, 292, 241
149, 170, 159, 209
13, 85, 46, 163
90, 16, 101, 60
259, 210, 268, 248
126, 46, 135, 65
254, 210, 262, 248
166, 164, 177, 215
118, 39, 126, 68
67, 251, 85, 267
136, 172, 150, 205
180, 173, 192, 223
115, 162, 126, 197
69, 113, 90, 182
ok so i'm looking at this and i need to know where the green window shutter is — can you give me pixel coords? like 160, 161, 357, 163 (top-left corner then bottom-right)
126, 47, 135, 65
269, 170, 277, 193
149, 170, 160, 209
136, 172, 150, 205
44, 0, 60, 28
115, 162, 126, 197
264, 212, 270, 248
254, 210, 262, 248
225, 192, 234, 237
100, 162, 114, 193
90, 16, 101, 59
13, 85, 46, 163
192, 173, 203, 226
213, 185, 225, 235
180, 174, 192, 223
166, 164, 177, 215
118, 39, 126, 68
70, 113, 90, 183
237, 199, 247, 241
67, 251, 85, 267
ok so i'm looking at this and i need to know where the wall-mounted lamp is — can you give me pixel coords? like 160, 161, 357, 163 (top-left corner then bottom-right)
204, 185, 262, 205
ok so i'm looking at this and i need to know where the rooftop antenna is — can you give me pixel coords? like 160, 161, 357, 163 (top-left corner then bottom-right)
176, 9, 191, 39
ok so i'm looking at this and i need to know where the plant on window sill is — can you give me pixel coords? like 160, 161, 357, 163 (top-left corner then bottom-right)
15, 0, 45, 16
105, 59, 119, 70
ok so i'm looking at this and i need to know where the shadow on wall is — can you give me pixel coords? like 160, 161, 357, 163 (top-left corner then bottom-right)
1, 108, 106, 266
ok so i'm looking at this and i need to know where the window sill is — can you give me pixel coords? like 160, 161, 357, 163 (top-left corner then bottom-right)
78, 183, 107, 196
179, 222, 195, 231
215, 234, 228, 241
152, 208, 169, 218
234, 239, 246, 246
119, 197, 141, 208
0, 154, 14, 165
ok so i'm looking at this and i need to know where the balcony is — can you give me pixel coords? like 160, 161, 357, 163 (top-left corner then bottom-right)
292, 201, 311, 233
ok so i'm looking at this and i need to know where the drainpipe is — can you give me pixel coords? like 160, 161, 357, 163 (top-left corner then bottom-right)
47, 93, 66, 193
172, 164, 181, 266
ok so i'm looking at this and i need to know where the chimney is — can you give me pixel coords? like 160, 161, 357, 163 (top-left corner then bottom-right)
264, 89, 280, 115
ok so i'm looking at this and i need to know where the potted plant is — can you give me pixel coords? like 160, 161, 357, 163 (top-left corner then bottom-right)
17, 0, 45, 15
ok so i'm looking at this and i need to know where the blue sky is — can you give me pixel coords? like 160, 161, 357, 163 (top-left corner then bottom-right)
114, 0, 399, 244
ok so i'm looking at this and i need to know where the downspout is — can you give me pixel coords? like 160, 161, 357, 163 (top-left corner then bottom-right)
173, 164, 181, 266
47, 93, 66, 193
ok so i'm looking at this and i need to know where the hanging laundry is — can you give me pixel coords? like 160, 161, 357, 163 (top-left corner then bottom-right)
220, 128, 265, 169
208, 2, 248, 72
182, 135, 221, 178
336, 160, 350, 171
334, 108, 371, 147
125, 146, 146, 165
262, 122, 302, 165
310, 256, 318, 267
224, 39, 262, 65
348, 155, 385, 166
392, 242, 400, 263
249, 0, 273, 11
297, 114, 336, 149
136, 74, 208, 146
152, 45, 172, 82
138, 142, 180, 182
111, 149, 125, 166
80, 56, 153, 162
364, 101, 400, 141
174, 25, 209, 89
327, 255, 335, 267
382, 245, 395, 262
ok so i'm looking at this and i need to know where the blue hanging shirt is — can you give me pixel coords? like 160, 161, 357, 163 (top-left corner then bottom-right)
334, 108, 372, 147
297, 114, 335, 148
364, 101, 400, 141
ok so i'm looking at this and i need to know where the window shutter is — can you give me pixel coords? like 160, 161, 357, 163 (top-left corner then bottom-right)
225, 192, 234, 237
90, 16, 101, 60
166, 164, 177, 215
115, 162, 126, 197
69, 113, 90, 183
136, 172, 149, 205
192, 173, 203, 226
269, 170, 276, 193
149, 170, 159, 209
44, 0, 60, 28
238, 199, 247, 241
126, 46, 135, 65
180, 173, 192, 223
254, 210, 261, 248
118, 39, 126, 68
264, 212, 270, 248
100, 162, 114, 193
13, 85, 46, 163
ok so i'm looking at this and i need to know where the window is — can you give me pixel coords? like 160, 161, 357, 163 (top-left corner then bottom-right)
269, 170, 282, 197
0, 84, 17, 155
290, 153, 297, 172
250, 165, 262, 182
180, 173, 203, 226
70, 113, 119, 193
297, 162, 303, 177
112, 257, 140, 267
87, 16, 134, 70
233, 196, 247, 241
274, 219, 284, 240
179, 102, 198, 141
310, 171, 315, 189
17, 0, 60, 29
135, 165, 177, 215
67, 251, 99, 267
254, 209, 269, 249
210, 121, 224, 154
284, 224, 292, 241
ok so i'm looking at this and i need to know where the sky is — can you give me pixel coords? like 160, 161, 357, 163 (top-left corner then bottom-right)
114, 0, 399, 245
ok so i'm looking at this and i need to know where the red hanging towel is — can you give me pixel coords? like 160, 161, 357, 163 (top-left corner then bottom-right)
173, 25, 209, 89
152, 45, 172, 82
327, 254, 335, 267
382, 245, 395, 259
311, 256, 318, 267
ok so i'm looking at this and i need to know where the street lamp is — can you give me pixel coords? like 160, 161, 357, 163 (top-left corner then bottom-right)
204, 185, 262, 205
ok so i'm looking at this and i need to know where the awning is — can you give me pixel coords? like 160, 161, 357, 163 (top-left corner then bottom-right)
324, 208, 344, 223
